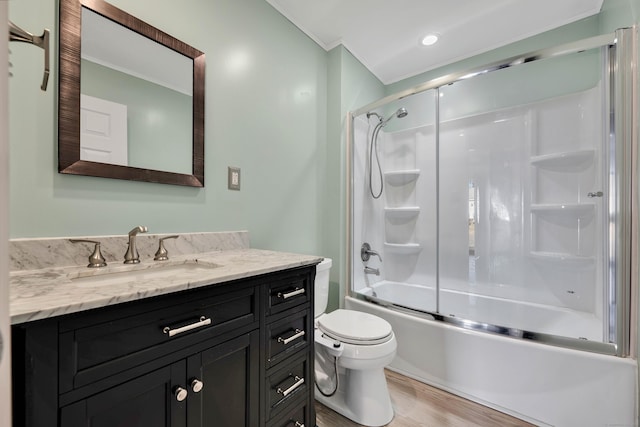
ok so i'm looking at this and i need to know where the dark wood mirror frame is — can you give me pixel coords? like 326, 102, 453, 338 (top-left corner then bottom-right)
59, 0, 205, 187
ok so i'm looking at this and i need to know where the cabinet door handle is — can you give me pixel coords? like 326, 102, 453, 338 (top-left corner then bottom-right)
174, 386, 188, 402
278, 329, 305, 345
277, 288, 305, 299
276, 375, 305, 397
163, 316, 212, 337
190, 378, 204, 393
294, 422, 304, 427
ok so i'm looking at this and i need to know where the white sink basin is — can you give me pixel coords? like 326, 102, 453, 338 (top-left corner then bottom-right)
68, 260, 220, 286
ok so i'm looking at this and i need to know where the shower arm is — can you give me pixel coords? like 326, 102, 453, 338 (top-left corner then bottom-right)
366, 111, 383, 122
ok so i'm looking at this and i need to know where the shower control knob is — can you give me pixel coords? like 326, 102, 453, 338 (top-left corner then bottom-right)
361, 242, 382, 262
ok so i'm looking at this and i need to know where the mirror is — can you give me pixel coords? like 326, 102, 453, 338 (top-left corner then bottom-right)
59, 0, 205, 187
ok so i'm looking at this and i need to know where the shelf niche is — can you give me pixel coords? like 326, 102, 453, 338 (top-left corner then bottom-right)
530, 203, 595, 218
384, 207, 420, 222
530, 149, 595, 171
384, 242, 422, 255
384, 169, 420, 186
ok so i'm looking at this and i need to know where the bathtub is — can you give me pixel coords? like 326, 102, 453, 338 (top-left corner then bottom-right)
346, 292, 637, 426
356, 280, 603, 341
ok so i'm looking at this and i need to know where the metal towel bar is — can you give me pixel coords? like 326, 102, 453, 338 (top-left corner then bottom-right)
8, 21, 50, 91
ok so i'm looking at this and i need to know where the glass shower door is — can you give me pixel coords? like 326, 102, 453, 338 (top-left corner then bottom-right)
437, 47, 607, 342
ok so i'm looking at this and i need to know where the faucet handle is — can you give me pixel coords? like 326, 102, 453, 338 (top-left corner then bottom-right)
154, 235, 179, 261
361, 243, 382, 262
70, 239, 107, 268
128, 225, 148, 236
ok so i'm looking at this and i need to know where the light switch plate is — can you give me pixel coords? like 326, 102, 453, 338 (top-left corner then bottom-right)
228, 166, 241, 190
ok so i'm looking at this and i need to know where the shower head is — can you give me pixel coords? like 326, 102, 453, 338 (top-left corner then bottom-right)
382, 107, 408, 125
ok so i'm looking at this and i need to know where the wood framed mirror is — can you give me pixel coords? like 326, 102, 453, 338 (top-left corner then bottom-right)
59, 0, 205, 187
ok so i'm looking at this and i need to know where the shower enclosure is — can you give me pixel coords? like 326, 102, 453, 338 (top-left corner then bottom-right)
348, 28, 636, 357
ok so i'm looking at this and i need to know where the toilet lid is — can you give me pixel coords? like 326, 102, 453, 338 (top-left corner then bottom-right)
317, 309, 393, 345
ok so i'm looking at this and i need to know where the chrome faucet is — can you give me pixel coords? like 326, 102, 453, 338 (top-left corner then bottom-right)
364, 266, 380, 276
124, 226, 148, 264
361, 243, 382, 262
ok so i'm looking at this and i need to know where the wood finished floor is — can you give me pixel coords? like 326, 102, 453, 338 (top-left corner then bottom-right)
315, 370, 535, 427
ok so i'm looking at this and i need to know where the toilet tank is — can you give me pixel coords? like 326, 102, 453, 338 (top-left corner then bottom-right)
314, 258, 332, 317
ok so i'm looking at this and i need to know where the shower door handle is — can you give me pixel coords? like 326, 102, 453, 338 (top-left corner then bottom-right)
587, 191, 603, 198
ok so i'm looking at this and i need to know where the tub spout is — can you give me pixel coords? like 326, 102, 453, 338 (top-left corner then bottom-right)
364, 266, 380, 276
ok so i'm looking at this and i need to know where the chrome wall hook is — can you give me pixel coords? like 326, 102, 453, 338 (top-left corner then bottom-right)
8, 21, 50, 91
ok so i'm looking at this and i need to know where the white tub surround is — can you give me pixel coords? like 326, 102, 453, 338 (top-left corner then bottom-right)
9, 231, 322, 324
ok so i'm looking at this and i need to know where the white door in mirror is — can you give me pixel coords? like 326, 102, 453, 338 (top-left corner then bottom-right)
80, 94, 128, 165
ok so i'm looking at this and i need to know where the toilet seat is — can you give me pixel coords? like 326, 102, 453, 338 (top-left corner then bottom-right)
317, 309, 393, 345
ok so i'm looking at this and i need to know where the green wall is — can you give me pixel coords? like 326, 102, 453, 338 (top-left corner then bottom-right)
9, 0, 328, 259
325, 46, 384, 311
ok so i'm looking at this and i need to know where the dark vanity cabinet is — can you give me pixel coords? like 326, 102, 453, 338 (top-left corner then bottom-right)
12, 265, 316, 427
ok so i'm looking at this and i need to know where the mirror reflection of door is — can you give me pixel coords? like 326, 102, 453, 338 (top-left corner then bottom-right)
80, 94, 128, 166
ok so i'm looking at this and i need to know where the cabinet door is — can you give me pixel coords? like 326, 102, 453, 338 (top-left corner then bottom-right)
186, 331, 259, 427
60, 361, 187, 427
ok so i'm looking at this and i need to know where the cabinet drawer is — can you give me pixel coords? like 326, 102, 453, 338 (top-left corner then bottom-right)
266, 309, 310, 369
266, 397, 309, 427
266, 353, 310, 421
59, 284, 257, 392
266, 270, 312, 316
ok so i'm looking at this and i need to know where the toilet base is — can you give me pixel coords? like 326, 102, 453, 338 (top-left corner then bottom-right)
314, 364, 394, 427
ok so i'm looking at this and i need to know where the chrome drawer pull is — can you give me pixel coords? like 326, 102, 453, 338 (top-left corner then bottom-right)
277, 375, 304, 397
278, 329, 305, 345
163, 316, 212, 337
294, 422, 304, 427
277, 288, 305, 299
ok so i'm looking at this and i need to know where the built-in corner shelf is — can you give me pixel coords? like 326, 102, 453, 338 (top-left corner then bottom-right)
384, 242, 422, 255
384, 207, 420, 221
530, 149, 595, 170
529, 251, 595, 267
530, 203, 595, 218
384, 169, 420, 186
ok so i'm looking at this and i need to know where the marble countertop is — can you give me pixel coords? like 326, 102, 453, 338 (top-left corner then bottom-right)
10, 248, 322, 324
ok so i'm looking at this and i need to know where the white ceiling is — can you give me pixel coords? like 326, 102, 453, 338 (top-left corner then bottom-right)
264, 0, 604, 84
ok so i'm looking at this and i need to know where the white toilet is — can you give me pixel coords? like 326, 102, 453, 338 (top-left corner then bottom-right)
314, 258, 396, 427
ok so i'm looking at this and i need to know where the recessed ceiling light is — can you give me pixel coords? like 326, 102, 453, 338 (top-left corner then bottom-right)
421, 34, 439, 46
